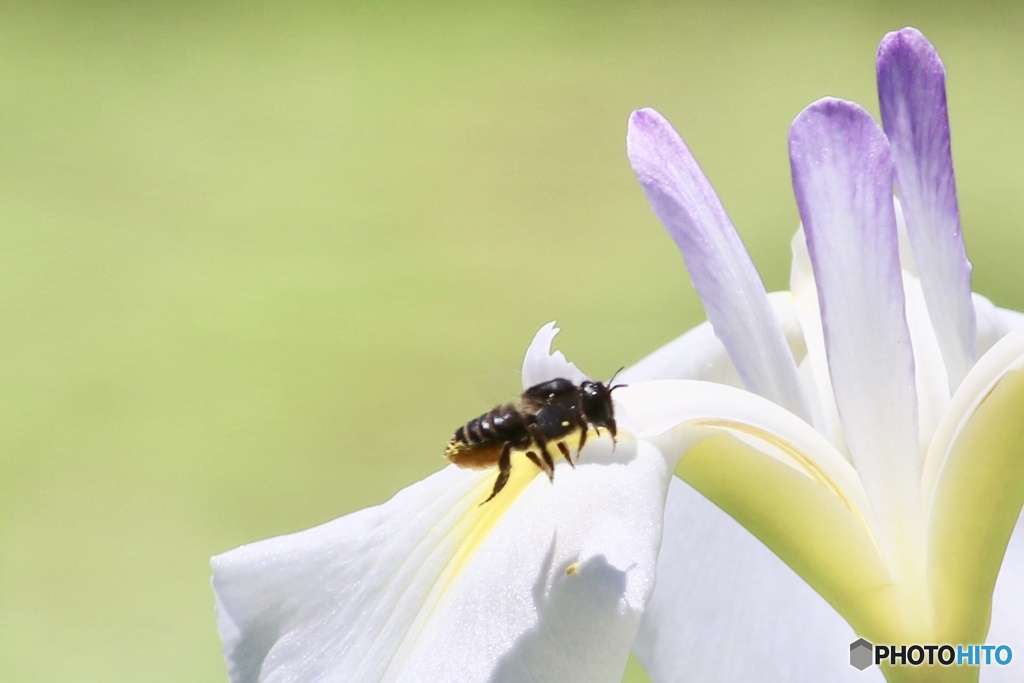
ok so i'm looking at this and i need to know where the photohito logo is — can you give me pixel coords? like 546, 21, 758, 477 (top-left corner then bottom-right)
849, 638, 1013, 670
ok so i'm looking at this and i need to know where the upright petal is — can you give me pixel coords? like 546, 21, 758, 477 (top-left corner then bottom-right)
878, 27, 976, 392
627, 108, 809, 422
926, 368, 1024, 646
923, 329, 1024, 646
789, 99, 922, 581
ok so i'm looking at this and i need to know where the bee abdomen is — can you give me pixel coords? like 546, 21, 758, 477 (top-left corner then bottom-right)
444, 403, 530, 466
457, 404, 520, 445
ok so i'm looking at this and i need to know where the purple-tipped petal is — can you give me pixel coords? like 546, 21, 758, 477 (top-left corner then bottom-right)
878, 28, 976, 391
789, 98, 921, 560
628, 108, 808, 421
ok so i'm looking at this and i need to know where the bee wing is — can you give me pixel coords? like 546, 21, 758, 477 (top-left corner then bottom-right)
444, 440, 504, 470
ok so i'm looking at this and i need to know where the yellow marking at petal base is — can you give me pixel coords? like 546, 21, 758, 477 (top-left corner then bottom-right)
566, 562, 579, 576
692, 419, 858, 512
439, 434, 584, 597
382, 453, 556, 679
687, 418, 879, 559
441, 454, 540, 595
928, 370, 1024, 647
677, 433, 902, 643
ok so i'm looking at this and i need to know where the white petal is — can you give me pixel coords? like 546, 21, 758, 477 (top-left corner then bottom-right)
618, 380, 867, 511
894, 197, 920, 277
212, 466, 486, 683
985, 515, 1024, 681
789, 227, 848, 457
901, 271, 951, 457
521, 322, 589, 389
634, 478, 883, 682
618, 318, 741, 387
619, 291, 805, 387
213, 437, 670, 683
975, 293, 1024, 357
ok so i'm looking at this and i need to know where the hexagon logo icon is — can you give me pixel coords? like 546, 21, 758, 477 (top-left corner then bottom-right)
850, 638, 874, 670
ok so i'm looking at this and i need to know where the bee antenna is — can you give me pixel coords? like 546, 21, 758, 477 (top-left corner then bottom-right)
608, 366, 626, 391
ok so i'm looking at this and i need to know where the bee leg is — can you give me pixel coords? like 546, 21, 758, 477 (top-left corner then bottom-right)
575, 420, 588, 460
481, 441, 514, 505
557, 441, 574, 468
526, 424, 557, 482
541, 452, 555, 482
524, 430, 557, 483
532, 448, 557, 485
525, 450, 555, 482
524, 450, 546, 475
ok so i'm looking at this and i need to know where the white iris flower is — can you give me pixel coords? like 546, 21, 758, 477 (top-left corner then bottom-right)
212, 28, 1024, 683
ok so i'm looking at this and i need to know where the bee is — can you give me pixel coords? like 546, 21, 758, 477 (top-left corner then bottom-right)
444, 374, 624, 504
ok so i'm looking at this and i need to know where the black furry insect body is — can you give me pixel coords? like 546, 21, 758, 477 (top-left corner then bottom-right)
444, 376, 622, 504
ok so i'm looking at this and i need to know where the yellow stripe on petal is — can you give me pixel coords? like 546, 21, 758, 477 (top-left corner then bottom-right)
928, 370, 1024, 645
388, 445, 580, 678
381, 458, 548, 678
676, 432, 900, 643
690, 419, 862, 515
440, 430, 592, 594
442, 452, 546, 594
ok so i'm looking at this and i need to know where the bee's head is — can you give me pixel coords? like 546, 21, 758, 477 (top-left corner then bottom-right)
579, 369, 625, 438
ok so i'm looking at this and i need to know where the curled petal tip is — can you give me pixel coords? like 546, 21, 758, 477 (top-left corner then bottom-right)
521, 321, 588, 389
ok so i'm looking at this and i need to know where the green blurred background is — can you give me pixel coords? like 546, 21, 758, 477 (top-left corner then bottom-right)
1, 2, 1022, 681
